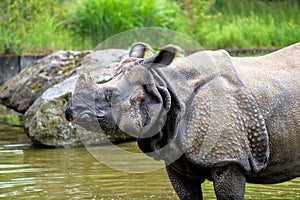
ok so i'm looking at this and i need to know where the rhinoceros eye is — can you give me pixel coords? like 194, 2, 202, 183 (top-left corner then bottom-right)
137, 59, 144, 65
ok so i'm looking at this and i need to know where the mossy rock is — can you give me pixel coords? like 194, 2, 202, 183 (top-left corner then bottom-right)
0, 50, 90, 113
24, 49, 133, 147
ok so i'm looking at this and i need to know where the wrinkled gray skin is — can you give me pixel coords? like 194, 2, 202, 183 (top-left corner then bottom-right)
65, 43, 300, 199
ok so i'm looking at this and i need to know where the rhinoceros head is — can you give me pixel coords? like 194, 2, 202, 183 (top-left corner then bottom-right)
65, 43, 179, 138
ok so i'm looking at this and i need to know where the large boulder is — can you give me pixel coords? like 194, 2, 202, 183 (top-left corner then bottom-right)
24, 49, 133, 147
0, 51, 90, 113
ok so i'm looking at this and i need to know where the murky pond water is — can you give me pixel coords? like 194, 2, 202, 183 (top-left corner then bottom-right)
0, 106, 299, 199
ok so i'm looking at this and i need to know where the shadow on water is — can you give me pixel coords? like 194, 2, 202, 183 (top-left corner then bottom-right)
0, 105, 299, 199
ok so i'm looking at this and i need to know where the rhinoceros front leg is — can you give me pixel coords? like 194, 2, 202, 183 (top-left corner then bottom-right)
166, 166, 203, 200
211, 165, 246, 200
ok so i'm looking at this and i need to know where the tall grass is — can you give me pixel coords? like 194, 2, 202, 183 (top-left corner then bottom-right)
0, 0, 79, 54
188, 0, 300, 49
67, 0, 180, 48
198, 13, 299, 49
0, 0, 299, 54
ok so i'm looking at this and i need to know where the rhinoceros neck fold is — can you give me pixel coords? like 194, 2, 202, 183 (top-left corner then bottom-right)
153, 56, 223, 124
137, 64, 220, 163
137, 68, 186, 162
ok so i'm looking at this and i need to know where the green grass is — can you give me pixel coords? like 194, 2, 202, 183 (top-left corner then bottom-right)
66, 0, 179, 48
190, 0, 300, 49
0, 0, 80, 54
197, 13, 298, 49
0, 0, 299, 54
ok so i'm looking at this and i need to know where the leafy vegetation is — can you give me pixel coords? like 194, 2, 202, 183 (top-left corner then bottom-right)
67, 0, 179, 48
194, 0, 300, 49
0, 0, 299, 54
0, 0, 80, 54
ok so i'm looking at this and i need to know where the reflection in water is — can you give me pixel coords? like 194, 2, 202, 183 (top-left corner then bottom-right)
0, 105, 299, 199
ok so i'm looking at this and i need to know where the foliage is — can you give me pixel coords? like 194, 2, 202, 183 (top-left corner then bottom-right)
67, 0, 180, 48
198, 13, 299, 49
176, 0, 217, 37
0, 0, 299, 54
0, 0, 26, 54
191, 0, 300, 49
0, 0, 77, 54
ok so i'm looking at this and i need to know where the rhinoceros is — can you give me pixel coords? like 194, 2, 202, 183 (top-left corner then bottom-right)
65, 43, 300, 199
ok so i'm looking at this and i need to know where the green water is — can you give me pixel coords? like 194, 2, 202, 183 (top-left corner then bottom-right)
0, 106, 299, 199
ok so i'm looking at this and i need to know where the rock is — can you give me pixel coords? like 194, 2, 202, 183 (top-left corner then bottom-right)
24, 49, 133, 147
0, 55, 20, 85
0, 50, 90, 113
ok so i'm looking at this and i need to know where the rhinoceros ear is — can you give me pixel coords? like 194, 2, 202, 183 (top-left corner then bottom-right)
144, 45, 182, 69
129, 42, 152, 58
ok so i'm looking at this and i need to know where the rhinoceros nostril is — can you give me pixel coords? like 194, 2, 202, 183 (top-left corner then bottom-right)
65, 106, 73, 121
